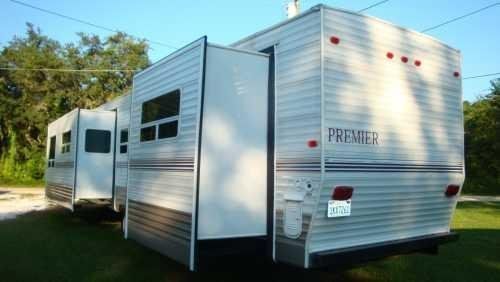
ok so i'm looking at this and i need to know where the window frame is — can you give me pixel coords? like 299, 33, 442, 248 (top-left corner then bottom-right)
61, 130, 71, 154
48, 135, 56, 167
139, 88, 181, 143
119, 128, 128, 154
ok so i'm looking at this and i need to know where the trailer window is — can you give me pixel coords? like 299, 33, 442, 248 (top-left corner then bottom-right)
120, 128, 128, 154
140, 126, 156, 142
85, 129, 111, 153
61, 131, 71, 153
158, 120, 178, 139
140, 89, 180, 142
48, 135, 56, 167
141, 90, 180, 124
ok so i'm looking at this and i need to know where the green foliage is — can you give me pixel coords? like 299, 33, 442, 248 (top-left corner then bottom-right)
463, 79, 500, 195
0, 23, 149, 185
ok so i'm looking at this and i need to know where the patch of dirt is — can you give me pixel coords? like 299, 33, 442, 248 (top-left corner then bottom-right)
0, 189, 47, 221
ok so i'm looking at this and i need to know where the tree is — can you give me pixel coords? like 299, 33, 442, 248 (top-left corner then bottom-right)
0, 23, 149, 184
463, 79, 500, 195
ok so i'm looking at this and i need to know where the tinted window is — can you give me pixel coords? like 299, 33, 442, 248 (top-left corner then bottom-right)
158, 120, 178, 139
120, 129, 128, 143
49, 136, 56, 159
61, 131, 71, 153
120, 145, 128, 154
141, 90, 180, 124
85, 129, 111, 153
62, 131, 71, 144
140, 126, 156, 142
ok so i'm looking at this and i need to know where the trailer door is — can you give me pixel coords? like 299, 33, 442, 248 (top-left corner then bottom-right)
75, 110, 116, 199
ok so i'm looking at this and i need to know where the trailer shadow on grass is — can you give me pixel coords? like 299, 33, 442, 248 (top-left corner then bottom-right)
0, 203, 499, 282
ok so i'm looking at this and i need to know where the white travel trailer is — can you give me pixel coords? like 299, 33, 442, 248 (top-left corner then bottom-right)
123, 4, 464, 271
45, 109, 117, 210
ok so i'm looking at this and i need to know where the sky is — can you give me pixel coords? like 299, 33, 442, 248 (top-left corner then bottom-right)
1, 0, 499, 101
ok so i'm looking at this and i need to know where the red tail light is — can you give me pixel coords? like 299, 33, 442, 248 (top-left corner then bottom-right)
330, 36, 340, 45
332, 186, 354, 200
307, 139, 318, 148
445, 184, 460, 197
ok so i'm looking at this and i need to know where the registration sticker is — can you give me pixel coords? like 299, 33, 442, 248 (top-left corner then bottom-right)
327, 200, 351, 218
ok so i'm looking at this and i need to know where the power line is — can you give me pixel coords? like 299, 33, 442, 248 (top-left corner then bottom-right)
358, 0, 390, 13
422, 2, 500, 32
9, 0, 178, 49
463, 72, 500, 80
2, 66, 498, 81
0, 67, 136, 73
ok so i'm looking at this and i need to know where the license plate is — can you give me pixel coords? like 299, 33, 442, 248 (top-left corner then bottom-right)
327, 200, 351, 218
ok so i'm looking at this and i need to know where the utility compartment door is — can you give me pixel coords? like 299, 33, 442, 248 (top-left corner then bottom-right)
198, 45, 269, 239
75, 110, 116, 199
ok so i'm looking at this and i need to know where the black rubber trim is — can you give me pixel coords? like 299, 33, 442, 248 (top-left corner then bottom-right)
260, 45, 275, 261
310, 232, 459, 269
193, 36, 208, 272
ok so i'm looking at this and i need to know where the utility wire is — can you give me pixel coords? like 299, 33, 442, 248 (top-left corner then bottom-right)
463, 72, 500, 80
422, 2, 500, 32
358, 0, 390, 13
0, 67, 136, 73
2, 67, 499, 80
9, 0, 178, 49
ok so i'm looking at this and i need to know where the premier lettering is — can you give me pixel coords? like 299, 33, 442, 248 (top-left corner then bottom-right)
328, 128, 379, 145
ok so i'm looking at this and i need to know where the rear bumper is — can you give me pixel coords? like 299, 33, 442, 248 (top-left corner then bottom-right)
310, 232, 459, 269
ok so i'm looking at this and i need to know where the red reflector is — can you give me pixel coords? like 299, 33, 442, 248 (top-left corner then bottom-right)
454, 71, 460, 78
330, 36, 340, 45
414, 60, 421, 67
401, 56, 408, 63
332, 186, 354, 200
307, 140, 318, 148
386, 52, 394, 59
445, 185, 460, 197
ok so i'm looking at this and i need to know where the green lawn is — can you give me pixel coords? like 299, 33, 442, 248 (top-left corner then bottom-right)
0, 202, 499, 282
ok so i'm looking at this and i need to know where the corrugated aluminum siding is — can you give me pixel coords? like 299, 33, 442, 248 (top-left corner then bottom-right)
96, 93, 131, 210
232, 8, 322, 266
308, 7, 464, 255
126, 39, 205, 266
45, 109, 78, 208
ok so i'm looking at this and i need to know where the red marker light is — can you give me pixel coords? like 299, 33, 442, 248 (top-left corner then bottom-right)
332, 186, 354, 200
330, 36, 340, 45
401, 56, 408, 63
386, 52, 394, 59
445, 184, 460, 197
414, 60, 421, 67
454, 71, 460, 78
307, 140, 318, 148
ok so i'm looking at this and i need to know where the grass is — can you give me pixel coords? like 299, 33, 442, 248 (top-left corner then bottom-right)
0, 179, 44, 188
0, 202, 499, 282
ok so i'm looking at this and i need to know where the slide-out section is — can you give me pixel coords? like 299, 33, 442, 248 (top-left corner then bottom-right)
197, 44, 269, 240
45, 109, 79, 210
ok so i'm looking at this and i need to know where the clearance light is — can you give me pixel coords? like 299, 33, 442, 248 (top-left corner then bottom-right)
330, 36, 340, 45
386, 52, 394, 59
332, 186, 354, 200
445, 185, 460, 197
401, 56, 409, 63
414, 60, 421, 67
454, 71, 460, 78
307, 140, 318, 148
